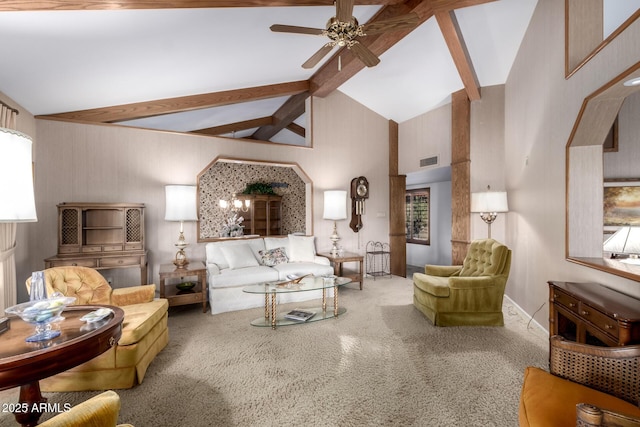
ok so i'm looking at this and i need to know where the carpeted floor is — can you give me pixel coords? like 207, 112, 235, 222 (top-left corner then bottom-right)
0, 276, 548, 426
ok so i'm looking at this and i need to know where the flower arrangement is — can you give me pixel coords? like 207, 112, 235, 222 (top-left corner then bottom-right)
219, 213, 245, 237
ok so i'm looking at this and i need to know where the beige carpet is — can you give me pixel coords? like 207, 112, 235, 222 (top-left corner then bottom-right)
0, 276, 548, 426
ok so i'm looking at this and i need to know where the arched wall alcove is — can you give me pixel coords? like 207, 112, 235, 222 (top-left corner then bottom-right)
566, 60, 640, 280
197, 156, 313, 241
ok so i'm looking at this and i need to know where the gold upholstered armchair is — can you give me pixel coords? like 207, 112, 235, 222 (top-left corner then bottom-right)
412, 238, 511, 326
26, 266, 169, 392
40, 390, 133, 427
519, 336, 640, 426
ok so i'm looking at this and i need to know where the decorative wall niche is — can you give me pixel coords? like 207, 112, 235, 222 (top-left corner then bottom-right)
566, 61, 640, 281
197, 157, 312, 242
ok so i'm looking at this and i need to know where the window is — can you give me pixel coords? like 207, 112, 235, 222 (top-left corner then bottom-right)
406, 189, 430, 245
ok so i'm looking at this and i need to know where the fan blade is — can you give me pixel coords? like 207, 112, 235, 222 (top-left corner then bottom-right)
302, 43, 335, 69
336, 0, 355, 23
349, 41, 380, 67
361, 13, 420, 35
270, 24, 325, 36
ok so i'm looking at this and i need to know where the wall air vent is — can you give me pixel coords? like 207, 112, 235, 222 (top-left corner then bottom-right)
419, 156, 438, 168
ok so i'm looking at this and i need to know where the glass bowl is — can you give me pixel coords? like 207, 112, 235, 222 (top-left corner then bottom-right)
5, 296, 76, 342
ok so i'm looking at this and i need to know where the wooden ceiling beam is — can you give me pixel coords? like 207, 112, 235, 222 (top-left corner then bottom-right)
309, 0, 434, 97
435, 10, 480, 101
192, 116, 274, 136
286, 122, 306, 138
429, 0, 497, 12
38, 80, 309, 123
252, 91, 308, 141
0, 0, 402, 12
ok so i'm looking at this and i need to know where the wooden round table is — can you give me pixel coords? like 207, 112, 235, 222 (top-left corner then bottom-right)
0, 305, 124, 427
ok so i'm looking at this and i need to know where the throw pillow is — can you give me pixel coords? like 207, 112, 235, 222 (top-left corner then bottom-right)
259, 247, 289, 267
220, 244, 260, 270
287, 234, 316, 262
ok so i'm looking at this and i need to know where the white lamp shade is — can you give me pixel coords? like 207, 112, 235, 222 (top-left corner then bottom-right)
0, 127, 37, 222
165, 185, 198, 221
471, 191, 509, 213
603, 226, 640, 254
323, 190, 347, 220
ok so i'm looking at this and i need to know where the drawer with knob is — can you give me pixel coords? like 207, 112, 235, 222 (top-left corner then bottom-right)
552, 289, 580, 315
579, 304, 619, 340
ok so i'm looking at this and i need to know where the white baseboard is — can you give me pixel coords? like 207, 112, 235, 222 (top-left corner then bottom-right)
504, 294, 549, 336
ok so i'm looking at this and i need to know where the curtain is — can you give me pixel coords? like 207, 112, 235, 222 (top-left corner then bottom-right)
0, 104, 19, 315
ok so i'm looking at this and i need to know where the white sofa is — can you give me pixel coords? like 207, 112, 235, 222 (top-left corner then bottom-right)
206, 235, 334, 315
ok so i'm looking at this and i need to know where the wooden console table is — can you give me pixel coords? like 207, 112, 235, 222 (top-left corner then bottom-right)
548, 281, 640, 346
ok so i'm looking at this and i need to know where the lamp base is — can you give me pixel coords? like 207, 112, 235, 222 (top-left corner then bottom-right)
173, 249, 189, 268
329, 221, 340, 257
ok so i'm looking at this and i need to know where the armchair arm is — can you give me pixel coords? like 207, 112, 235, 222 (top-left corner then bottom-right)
448, 275, 497, 290
550, 335, 640, 405
424, 265, 461, 277
111, 284, 156, 306
576, 403, 640, 426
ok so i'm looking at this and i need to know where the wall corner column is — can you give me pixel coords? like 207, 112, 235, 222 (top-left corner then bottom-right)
388, 119, 406, 277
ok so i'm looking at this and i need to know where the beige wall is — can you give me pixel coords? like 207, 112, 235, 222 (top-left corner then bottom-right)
504, 0, 640, 329
15, 90, 389, 302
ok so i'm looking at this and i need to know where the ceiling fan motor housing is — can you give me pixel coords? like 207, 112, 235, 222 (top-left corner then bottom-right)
326, 16, 362, 47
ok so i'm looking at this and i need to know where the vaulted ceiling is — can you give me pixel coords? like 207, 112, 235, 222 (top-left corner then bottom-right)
0, 0, 537, 145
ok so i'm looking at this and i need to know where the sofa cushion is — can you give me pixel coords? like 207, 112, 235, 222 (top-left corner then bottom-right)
118, 299, 168, 346
208, 265, 279, 288
287, 234, 316, 262
264, 237, 289, 252
205, 239, 265, 270
259, 247, 288, 267
220, 244, 260, 269
519, 366, 640, 427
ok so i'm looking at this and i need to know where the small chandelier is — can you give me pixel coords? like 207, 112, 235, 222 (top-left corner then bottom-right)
219, 193, 250, 213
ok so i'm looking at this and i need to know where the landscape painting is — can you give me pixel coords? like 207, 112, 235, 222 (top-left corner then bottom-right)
604, 181, 640, 229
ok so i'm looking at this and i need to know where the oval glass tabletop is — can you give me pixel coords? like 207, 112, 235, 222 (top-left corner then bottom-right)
243, 276, 352, 294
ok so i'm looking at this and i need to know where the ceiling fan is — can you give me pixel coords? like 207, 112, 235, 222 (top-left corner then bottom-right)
270, 0, 420, 69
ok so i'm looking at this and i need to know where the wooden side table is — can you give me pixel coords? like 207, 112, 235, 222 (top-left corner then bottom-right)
317, 252, 364, 290
159, 261, 207, 312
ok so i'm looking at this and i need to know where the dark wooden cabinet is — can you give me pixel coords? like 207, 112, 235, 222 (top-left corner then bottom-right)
549, 281, 640, 346
236, 195, 282, 236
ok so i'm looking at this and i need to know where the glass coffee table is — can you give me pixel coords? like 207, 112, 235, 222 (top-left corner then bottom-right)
243, 276, 351, 329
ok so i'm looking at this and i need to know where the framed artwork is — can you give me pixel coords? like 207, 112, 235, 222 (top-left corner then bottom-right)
604, 180, 640, 231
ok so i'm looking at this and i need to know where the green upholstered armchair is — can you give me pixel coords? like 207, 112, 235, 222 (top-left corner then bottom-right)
412, 238, 511, 326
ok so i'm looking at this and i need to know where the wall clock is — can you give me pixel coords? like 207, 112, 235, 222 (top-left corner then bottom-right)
349, 176, 369, 232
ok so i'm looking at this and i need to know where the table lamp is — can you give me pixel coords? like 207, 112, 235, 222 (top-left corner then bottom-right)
0, 126, 38, 315
165, 185, 198, 267
323, 190, 347, 256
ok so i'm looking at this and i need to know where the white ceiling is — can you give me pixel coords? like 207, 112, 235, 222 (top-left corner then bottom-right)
0, 0, 538, 139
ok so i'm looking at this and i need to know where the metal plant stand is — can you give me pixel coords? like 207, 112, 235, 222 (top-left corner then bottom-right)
366, 241, 391, 280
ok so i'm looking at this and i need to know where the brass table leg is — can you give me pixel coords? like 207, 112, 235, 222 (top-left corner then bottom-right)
334, 285, 339, 316
270, 291, 277, 329
264, 293, 269, 320
322, 287, 327, 312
